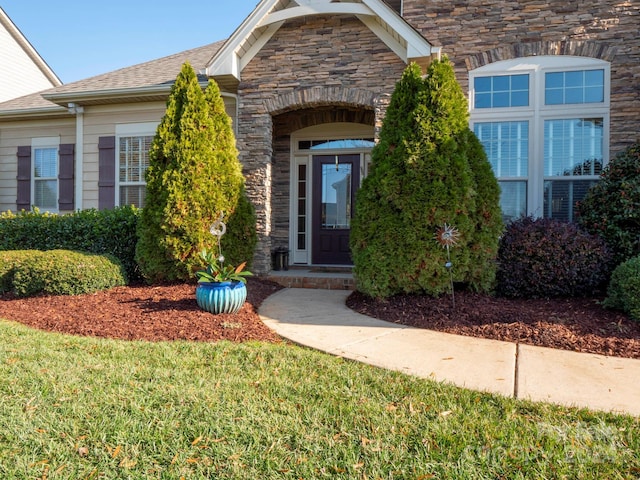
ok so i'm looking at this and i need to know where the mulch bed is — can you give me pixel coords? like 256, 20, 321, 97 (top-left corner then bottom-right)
2, 278, 640, 360
347, 290, 640, 360
0, 278, 283, 343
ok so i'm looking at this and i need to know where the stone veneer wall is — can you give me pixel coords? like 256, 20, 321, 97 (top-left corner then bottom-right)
236, 15, 406, 273
235, 2, 639, 273
402, 0, 640, 152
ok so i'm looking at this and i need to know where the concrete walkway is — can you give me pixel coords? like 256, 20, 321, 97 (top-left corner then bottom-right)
259, 288, 640, 417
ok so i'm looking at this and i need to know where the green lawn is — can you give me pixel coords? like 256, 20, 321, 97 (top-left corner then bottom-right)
0, 319, 638, 479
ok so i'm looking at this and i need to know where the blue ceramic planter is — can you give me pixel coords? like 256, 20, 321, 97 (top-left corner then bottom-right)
196, 281, 247, 315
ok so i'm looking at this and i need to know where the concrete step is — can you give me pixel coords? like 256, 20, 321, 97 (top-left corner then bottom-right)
266, 268, 355, 290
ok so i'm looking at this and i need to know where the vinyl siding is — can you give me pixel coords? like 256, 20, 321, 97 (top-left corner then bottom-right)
0, 119, 75, 211
0, 25, 57, 102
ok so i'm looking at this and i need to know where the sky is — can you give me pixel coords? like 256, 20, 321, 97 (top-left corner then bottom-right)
2, 1, 260, 84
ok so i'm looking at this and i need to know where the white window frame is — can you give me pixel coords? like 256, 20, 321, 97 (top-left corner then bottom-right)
470, 56, 610, 220
31, 136, 60, 213
289, 123, 374, 265
115, 122, 158, 208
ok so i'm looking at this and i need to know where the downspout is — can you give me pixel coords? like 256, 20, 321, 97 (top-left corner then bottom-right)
68, 103, 84, 210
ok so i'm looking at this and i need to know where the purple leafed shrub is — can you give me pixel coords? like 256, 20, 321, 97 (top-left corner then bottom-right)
496, 217, 613, 298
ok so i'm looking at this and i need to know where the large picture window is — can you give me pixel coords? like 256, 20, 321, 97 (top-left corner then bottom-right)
470, 56, 609, 222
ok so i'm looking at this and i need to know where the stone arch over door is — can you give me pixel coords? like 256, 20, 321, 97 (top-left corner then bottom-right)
268, 87, 383, 265
238, 86, 390, 273
266, 86, 389, 137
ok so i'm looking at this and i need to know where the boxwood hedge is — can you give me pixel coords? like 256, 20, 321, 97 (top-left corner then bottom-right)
0, 206, 140, 282
4, 249, 127, 297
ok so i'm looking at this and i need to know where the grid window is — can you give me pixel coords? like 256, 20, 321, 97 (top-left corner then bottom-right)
470, 57, 609, 223
33, 147, 58, 210
474, 74, 529, 108
544, 118, 604, 177
118, 135, 153, 208
474, 121, 529, 220
543, 118, 603, 222
545, 69, 604, 105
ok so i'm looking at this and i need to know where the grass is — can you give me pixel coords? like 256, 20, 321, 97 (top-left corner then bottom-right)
0, 320, 638, 479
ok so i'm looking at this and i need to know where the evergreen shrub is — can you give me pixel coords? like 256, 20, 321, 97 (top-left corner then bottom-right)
603, 256, 640, 322
0, 207, 140, 282
350, 59, 502, 298
10, 250, 127, 297
136, 62, 256, 283
496, 217, 612, 298
577, 142, 640, 265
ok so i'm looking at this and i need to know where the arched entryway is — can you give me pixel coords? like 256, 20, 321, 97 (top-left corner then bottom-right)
271, 107, 376, 266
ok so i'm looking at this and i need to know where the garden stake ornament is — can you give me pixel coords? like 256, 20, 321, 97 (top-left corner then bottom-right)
435, 223, 460, 308
210, 211, 226, 266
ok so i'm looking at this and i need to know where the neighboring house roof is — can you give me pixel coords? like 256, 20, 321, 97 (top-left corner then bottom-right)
0, 7, 61, 101
206, 0, 438, 89
0, 41, 225, 119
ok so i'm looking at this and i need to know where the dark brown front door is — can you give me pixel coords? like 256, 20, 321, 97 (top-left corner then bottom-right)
312, 154, 360, 265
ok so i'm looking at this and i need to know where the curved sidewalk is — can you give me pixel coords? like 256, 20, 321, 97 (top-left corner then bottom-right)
259, 288, 640, 417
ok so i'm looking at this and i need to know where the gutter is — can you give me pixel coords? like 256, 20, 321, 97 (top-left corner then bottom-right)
41, 79, 231, 107
42, 84, 177, 106
0, 106, 70, 120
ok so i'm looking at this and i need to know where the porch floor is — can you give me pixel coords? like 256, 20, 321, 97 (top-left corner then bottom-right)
265, 267, 355, 290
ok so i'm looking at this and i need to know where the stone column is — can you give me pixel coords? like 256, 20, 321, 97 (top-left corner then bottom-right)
237, 99, 274, 275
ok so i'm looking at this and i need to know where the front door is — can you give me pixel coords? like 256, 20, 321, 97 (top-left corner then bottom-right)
312, 154, 360, 265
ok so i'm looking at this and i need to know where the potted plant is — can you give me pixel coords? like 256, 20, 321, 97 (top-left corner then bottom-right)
194, 214, 253, 315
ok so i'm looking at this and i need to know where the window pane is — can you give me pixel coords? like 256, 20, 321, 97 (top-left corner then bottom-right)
34, 148, 57, 178
585, 69, 604, 87
492, 92, 509, 108
499, 181, 527, 222
119, 136, 152, 182
493, 75, 510, 91
544, 118, 603, 176
511, 90, 528, 107
475, 93, 491, 108
119, 185, 146, 208
474, 76, 492, 92
545, 89, 563, 105
34, 179, 57, 209
474, 121, 529, 177
545, 72, 564, 88
585, 86, 604, 103
321, 163, 352, 229
473, 74, 529, 108
544, 69, 604, 105
564, 71, 583, 88
544, 179, 599, 222
118, 135, 152, 207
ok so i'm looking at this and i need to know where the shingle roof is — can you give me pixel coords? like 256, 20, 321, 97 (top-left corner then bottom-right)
0, 40, 225, 116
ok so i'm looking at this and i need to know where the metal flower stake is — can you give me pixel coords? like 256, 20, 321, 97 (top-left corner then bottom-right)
210, 211, 227, 267
435, 223, 460, 308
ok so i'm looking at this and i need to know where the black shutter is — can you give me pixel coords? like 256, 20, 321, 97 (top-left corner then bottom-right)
16, 146, 31, 211
98, 136, 116, 210
58, 143, 75, 211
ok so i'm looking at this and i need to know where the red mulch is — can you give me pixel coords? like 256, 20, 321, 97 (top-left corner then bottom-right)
2, 277, 640, 360
0, 278, 283, 343
347, 290, 640, 360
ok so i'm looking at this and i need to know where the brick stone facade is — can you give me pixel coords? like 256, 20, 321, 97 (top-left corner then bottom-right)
402, 0, 639, 151
234, 2, 640, 273
236, 15, 407, 273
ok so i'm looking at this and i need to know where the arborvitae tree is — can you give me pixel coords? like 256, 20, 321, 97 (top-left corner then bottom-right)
136, 62, 255, 282
350, 59, 502, 298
